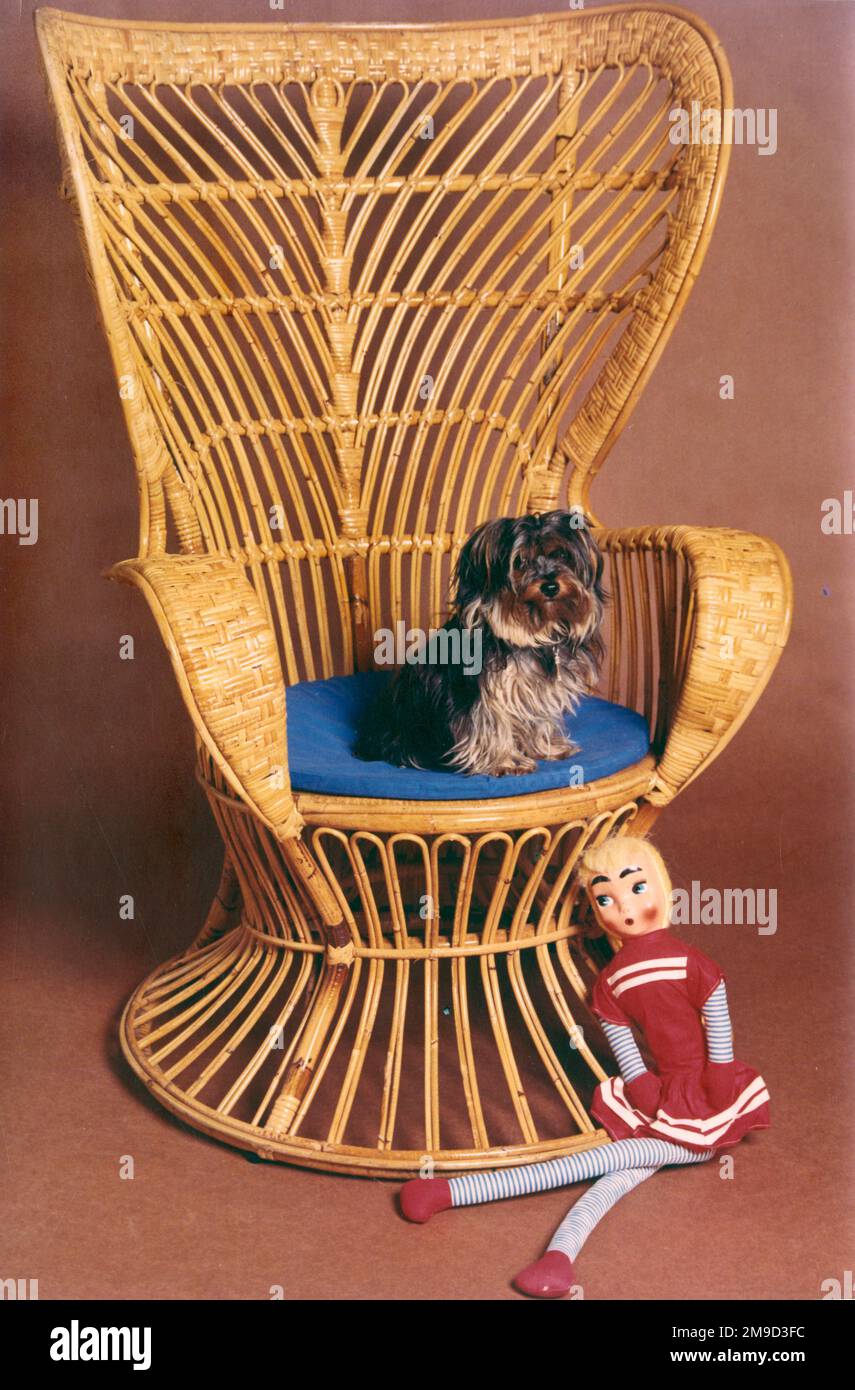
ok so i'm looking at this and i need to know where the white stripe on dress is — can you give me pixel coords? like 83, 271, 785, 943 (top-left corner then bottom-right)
597, 1075, 769, 1148
613, 967, 687, 997
650, 1090, 770, 1147
608, 955, 688, 986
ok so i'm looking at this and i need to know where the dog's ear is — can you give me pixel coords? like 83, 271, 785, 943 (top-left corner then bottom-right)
587, 527, 606, 599
562, 508, 607, 602
583, 529, 608, 606
453, 517, 514, 609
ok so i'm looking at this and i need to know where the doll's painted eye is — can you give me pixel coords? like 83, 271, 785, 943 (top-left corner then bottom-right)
595, 894, 613, 908
631, 881, 648, 895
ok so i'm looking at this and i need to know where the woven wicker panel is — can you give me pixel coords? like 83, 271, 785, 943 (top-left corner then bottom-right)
40, 7, 727, 681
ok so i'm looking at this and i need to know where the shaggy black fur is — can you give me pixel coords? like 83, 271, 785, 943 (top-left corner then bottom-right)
353, 510, 607, 776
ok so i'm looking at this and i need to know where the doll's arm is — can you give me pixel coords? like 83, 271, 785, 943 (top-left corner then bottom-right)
702, 981, 739, 1108
600, 1020, 662, 1116
702, 981, 734, 1062
600, 1020, 646, 1081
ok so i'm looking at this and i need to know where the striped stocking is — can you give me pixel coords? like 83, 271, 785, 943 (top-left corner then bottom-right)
547, 1165, 659, 1261
448, 1136, 712, 1208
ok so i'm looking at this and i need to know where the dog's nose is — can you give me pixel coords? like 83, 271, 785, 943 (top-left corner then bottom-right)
540, 578, 560, 598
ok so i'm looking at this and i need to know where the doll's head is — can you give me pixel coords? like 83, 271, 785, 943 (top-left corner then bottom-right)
577, 835, 672, 940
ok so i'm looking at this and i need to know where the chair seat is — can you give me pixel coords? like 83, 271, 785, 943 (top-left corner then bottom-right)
286, 671, 650, 801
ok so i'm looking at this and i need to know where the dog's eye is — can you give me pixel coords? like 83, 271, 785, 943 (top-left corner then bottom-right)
512, 555, 524, 571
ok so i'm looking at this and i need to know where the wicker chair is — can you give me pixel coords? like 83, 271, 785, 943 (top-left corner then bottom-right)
38, 5, 792, 1178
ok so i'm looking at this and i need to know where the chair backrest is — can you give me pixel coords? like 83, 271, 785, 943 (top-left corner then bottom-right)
38, 5, 730, 682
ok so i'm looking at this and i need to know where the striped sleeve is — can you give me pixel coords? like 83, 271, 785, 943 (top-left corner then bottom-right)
701, 980, 734, 1062
600, 1019, 647, 1083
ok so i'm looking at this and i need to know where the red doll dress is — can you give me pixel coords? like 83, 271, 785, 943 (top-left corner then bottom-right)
590, 928, 770, 1153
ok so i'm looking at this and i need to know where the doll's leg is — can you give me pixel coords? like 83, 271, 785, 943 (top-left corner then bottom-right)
515, 1147, 715, 1297
399, 1136, 709, 1223
514, 1166, 659, 1298
550, 1165, 661, 1262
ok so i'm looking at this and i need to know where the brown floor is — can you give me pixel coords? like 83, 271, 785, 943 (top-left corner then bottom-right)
2, 0, 854, 1299
1, 780, 851, 1301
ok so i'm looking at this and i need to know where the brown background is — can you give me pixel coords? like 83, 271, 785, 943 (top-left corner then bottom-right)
1, 0, 853, 1300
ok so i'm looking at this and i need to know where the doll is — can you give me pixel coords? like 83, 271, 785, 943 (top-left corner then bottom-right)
399, 834, 770, 1298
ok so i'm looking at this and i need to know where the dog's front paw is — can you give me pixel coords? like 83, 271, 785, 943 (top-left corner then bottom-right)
491, 755, 537, 777
550, 738, 580, 761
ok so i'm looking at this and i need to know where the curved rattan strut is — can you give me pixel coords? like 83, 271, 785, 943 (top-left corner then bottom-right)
38, 5, 792, 1176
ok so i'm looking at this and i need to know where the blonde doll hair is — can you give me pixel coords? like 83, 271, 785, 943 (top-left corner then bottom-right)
577, 834, 673, 906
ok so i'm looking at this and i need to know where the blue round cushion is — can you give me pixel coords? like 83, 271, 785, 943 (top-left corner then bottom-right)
285, 671, 650, 801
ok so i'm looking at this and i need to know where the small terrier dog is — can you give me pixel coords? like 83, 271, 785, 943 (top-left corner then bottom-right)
354, 509, 607, 776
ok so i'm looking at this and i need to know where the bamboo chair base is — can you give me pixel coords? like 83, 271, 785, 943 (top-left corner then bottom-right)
119, 975, 612, 1180
118, 773, 658, 1177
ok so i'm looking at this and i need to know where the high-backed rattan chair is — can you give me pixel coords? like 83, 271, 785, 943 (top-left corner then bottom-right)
39, 5, 792, 1177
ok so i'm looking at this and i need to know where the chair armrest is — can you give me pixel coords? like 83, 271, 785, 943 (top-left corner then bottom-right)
600, 525, 793, 804
107, 553, 303, 840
